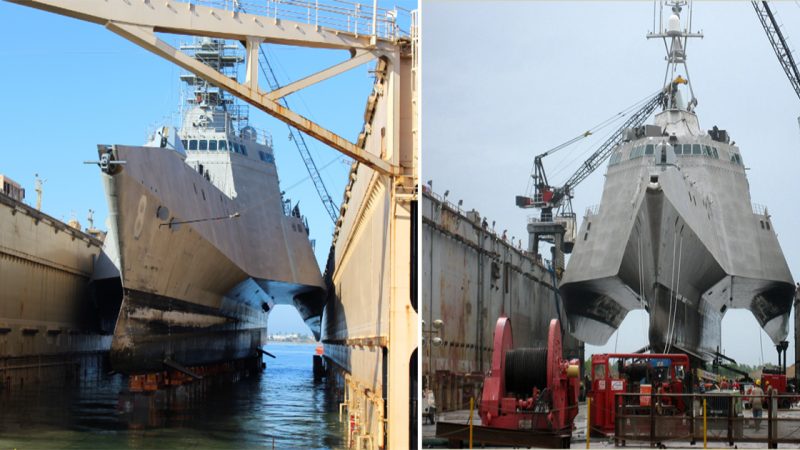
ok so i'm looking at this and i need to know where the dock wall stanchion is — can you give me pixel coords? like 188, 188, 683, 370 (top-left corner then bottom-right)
703, 397, 707, 449
690, 394, 696, 445
469, 397, 474, 449
768, 395, 776, 449
649, 391, 656, 444
586, 396, 591, 449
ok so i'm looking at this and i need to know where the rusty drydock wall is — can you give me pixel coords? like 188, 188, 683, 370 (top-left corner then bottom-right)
422, 189, 583, 411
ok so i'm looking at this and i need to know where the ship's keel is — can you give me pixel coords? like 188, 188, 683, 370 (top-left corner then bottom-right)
648, 283, 722, 357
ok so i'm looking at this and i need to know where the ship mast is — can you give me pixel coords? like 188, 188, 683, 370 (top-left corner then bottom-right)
647, 0, 703, 112
180, 39, 246, 128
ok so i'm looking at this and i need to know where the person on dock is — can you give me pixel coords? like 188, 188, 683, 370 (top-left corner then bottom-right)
752, 379, 765, 431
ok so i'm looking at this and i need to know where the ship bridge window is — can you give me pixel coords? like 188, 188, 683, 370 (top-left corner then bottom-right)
181, 140, 188, 149
219, 140, 228, 151
240, 145, 248, 156
645, 144, 655, 155
259, 151, 275, 164
630, 145, 644, 159
199, 140, 208, 151
692, 144, 702, 155
189, 140, 198, 151
209, 140, 218, 151
232, 142, 240, 154
711, 147, 719, 159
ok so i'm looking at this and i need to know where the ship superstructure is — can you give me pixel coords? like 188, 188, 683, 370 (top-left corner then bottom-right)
560, 2, 794, 359
100, 38, 325, 373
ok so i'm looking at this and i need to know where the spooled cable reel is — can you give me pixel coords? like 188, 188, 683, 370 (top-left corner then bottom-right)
479, 317, 581, 434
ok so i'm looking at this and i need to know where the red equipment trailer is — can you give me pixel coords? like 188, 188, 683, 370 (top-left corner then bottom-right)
589, 353, 691, 436
760, 367, 799, 408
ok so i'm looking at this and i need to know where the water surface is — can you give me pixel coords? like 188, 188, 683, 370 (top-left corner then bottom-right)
0, 343, 342, 449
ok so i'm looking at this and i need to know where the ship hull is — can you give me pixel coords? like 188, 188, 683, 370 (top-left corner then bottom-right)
111, 288, 266, 373
102, 144, 324, 373
561, 119, 794, 359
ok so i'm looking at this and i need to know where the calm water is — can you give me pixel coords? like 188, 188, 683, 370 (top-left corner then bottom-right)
0, 343, 343, 449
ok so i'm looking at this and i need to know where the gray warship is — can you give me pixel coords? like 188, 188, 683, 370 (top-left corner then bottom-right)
97, 38, 325, 373
560, 4, 795, 360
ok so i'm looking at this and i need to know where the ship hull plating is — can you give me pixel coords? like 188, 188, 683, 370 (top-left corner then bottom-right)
561, 110, 794, 359
102, 145, 324, 373
111, 289, 266, 373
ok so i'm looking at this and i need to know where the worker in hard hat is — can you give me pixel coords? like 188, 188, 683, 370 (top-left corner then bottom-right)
752, 379, 765, 431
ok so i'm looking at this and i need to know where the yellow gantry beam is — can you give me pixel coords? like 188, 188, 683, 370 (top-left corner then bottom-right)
6, 0, 395, 50
7, 0, 401, 176
266, 50, 378, 101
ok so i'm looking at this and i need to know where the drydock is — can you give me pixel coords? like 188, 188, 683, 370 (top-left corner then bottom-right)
423, 2, 800, 448
0, 175, 117, 388
422, 188, 584, 412
5, 0, 418, 448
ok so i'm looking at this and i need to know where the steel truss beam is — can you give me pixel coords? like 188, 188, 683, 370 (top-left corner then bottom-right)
266, 50, 377, 101
6, 0, 395, 50
8, 0, 400, 176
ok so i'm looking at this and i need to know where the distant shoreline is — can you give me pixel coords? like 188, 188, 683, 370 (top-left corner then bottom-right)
266, 339, 317, 345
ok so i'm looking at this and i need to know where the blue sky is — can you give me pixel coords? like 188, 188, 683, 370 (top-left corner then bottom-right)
423, 1, 800, 366
0, 0, 413, 336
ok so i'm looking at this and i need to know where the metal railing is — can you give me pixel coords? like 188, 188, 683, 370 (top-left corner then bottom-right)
752, 203, 768, 216
528, 212, 554, 223
607, 392, 800, 447
585, 204, 600, 217
186, 0, 410, 40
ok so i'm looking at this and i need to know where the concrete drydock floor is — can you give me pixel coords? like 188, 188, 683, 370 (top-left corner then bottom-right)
423, 402, 800, 448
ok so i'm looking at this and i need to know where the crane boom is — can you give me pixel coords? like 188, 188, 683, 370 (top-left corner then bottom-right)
517, 91, 665, 213
752, 1, 800, 100
257, 49, 340, 223
562, 91, 665, 193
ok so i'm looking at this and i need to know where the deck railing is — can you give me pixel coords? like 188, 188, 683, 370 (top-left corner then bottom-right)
185, 0, 410, 40
605, 391, 800, 448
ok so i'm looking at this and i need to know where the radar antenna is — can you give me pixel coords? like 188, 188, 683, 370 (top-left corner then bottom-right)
646, 0, 703, 112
